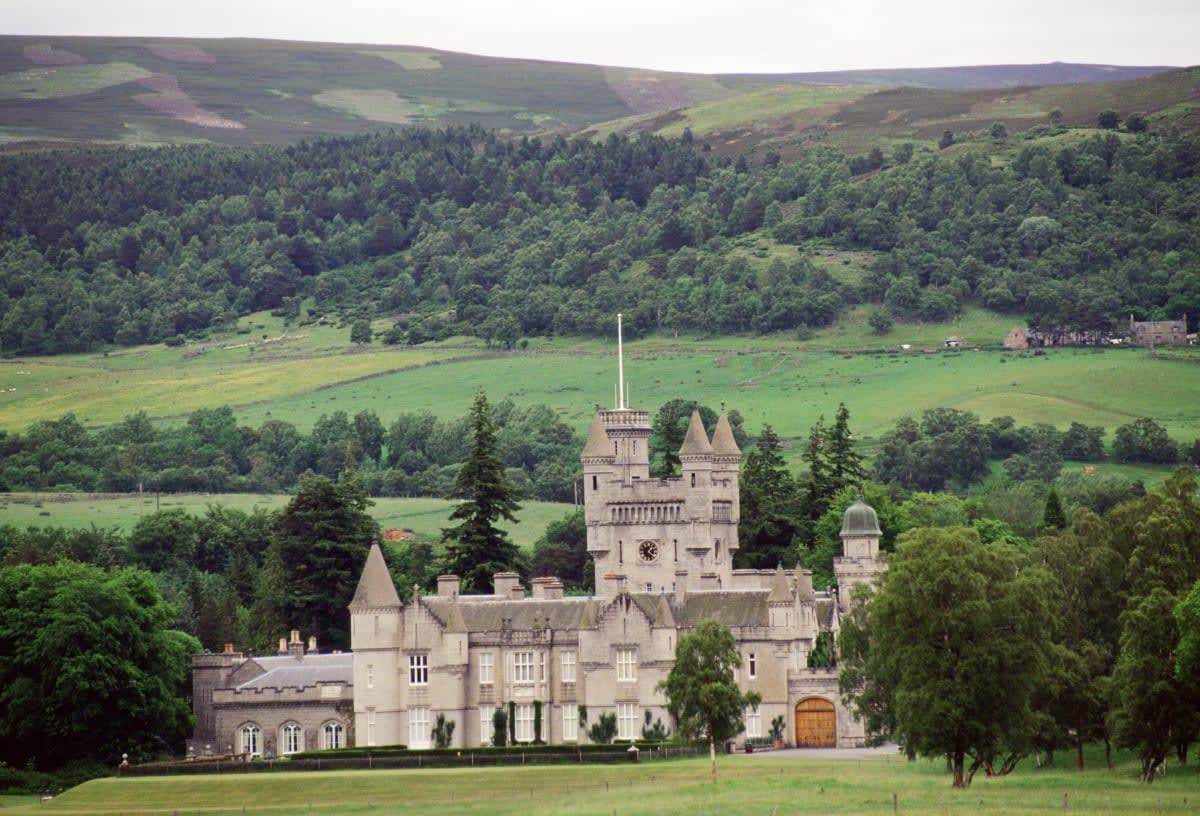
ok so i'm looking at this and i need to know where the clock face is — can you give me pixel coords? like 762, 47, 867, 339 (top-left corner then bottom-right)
638, 540, 659, 562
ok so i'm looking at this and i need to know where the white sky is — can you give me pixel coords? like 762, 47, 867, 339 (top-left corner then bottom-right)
4, 0, 1197, 74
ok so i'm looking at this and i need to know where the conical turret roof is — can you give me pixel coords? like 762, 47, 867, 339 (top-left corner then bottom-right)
678, 410, 714, 456
581, 412, 613, 458
350, 541, 402, 609
710, 411, 741, 456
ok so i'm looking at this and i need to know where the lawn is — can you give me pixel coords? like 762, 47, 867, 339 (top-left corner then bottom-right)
0, 494, 574, 549
11, 750, 1198, 815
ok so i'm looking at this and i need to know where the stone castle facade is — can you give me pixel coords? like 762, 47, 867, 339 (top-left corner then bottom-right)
347, 402, 883, 750
192, 336, 886, 755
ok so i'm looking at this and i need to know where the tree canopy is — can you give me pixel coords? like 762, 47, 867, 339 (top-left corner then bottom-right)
0, 561, 198, 769
659, 619, 761, 780
440, 389, 524, 593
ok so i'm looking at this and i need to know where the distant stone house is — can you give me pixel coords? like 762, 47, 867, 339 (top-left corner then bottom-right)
1003, 327, 1029, 349
1129, 315, 1188, 347
943, 336, 962, 349
189, 633, 353, 758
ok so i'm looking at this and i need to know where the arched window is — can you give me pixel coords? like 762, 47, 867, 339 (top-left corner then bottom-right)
322, 721, 344, 750
239, 723, 261, 757
280, 722, 303, 755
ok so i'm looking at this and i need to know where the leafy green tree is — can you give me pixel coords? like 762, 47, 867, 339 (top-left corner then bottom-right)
1124, 112, 1148, 133
990, 122, 1008, 141
1097, 109, 1120, 129
441, 390, 523, 593
1113, 417, 1178, 464
841, 527, 1055, 786
273, 472, 377, 649
868, 309, 893, 334
0, 561, 198, 769
659, 619, 762, 780
350, 319, 373, 345
128, 508, 200, 574
938, 129, 955, 149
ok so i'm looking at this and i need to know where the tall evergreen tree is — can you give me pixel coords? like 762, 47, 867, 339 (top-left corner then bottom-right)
801, 415, 831, 523
272, 472, 377, 650
735, 425, 802, 569
1042, 488, 1067, 531
441, 389, 523, 593
826, 402, 866, 492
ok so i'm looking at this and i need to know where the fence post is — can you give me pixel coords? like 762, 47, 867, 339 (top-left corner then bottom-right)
893, 792, 898, 814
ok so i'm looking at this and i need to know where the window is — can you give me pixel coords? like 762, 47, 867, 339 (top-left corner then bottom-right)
322, 722, 343, 750
480, 705, 495, 746
514, 703, 535, 743
748, 653, 757, 680
617, 703, 639, 740
592, 475, 598, 490
513, 651, 534, 683
745, 706, 762, 739
713, 501, 732, 521
479, 652, 494, 685
239, 723, 261, 757
281, 722, 303, 755
562, 703, 578, 742
616, 648, 637, 682
366, 708, 376, 746
409, 706, 431, 749
367, 663, 375, 689
538, 651, 546, 683
409, 654, 429, 686
560, 651, 576, 684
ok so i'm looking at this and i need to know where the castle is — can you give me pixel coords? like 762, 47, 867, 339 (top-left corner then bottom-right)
191, 319, 885, 756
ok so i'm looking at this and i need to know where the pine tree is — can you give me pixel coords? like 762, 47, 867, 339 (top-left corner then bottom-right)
826, 403, 866, 492
736, 425, 802, 569
441, 389, 523, 593
802, 415, 832, 522
1042, 488, 1067, 531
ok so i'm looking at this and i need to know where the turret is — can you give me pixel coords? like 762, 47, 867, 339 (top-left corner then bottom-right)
832, 493, 885, 613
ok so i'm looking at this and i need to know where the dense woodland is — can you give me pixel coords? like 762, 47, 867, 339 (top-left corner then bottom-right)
1, 125, 1199, 355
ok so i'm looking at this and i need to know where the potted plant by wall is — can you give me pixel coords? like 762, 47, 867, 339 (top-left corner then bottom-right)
770, 715, 786, 750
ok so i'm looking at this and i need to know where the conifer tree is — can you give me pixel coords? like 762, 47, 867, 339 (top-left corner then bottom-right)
441, 389, 523, 593
736, 425, 802, 568
827, 403, 866, 492
1042, 488, 1067, 531
802, 415, 831, 522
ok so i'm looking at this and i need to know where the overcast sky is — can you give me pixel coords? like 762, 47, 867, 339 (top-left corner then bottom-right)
5, 1, 1197, 74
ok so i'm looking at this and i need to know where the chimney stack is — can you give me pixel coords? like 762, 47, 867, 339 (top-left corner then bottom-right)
307, 636, 317, 653
438, 574, 460, 598
493, 572, 521, 598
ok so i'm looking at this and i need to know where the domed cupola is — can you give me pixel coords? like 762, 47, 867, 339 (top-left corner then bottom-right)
840, 495, 882, 538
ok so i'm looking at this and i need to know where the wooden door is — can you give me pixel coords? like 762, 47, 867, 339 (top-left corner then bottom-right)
794, 698, 836, 747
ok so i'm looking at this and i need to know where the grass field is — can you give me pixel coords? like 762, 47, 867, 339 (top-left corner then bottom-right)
3, 306, 1198, 464
7, 750, 1198, 815
0, 493, 574, 548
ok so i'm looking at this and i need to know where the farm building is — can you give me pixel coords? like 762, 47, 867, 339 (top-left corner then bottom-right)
1129, 315, 1189, 346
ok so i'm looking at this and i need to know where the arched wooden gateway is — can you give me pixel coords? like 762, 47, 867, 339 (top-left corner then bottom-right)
794, 697, 837, 747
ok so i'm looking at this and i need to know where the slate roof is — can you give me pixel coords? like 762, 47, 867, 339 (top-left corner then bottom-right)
421, 596, 599, 633
235, 653, 353, 690
581, 412, 613, 459
710, 412, 742, 457
678, 410, 714, 456
350, 542, 401, 609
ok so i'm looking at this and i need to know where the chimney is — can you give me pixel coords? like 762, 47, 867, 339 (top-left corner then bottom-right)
603, 573, 628, 596
511, 582, 525, 600
223, 642, 235, 655
307, 636, 317, 653
278, 637, 288, 654
438, 574, 460, 598
493, 572, 521, 598
531, 577, 555, 599
288, 629, 304, 657
544, 579, 564, 600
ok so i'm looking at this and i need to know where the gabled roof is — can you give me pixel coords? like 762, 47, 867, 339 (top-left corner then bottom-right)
235, 653, 353, 690
710, 412, 741, 457
678, 410, 713, 456
581, 412, 613, 459
421, 596, 597, 633
350, 542, 402, 609
767, 567, 792, 603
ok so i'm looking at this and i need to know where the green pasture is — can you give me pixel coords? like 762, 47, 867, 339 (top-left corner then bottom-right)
8, 751, 1198, 815
0, 62, 150, 99
655, 84, 873, 138
357, 49, 443, 70
0, 494, 573, 549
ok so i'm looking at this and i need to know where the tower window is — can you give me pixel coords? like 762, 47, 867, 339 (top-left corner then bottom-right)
592, 475, 598, 490
691, 473, 696, 487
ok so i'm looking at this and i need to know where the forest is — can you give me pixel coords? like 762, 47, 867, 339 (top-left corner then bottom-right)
1, 124, 1198, 356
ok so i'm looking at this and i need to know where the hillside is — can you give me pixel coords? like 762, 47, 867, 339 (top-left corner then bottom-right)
0, 35, 1184, 148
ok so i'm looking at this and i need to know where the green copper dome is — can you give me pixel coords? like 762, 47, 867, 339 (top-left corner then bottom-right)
840, 497, 882, 537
